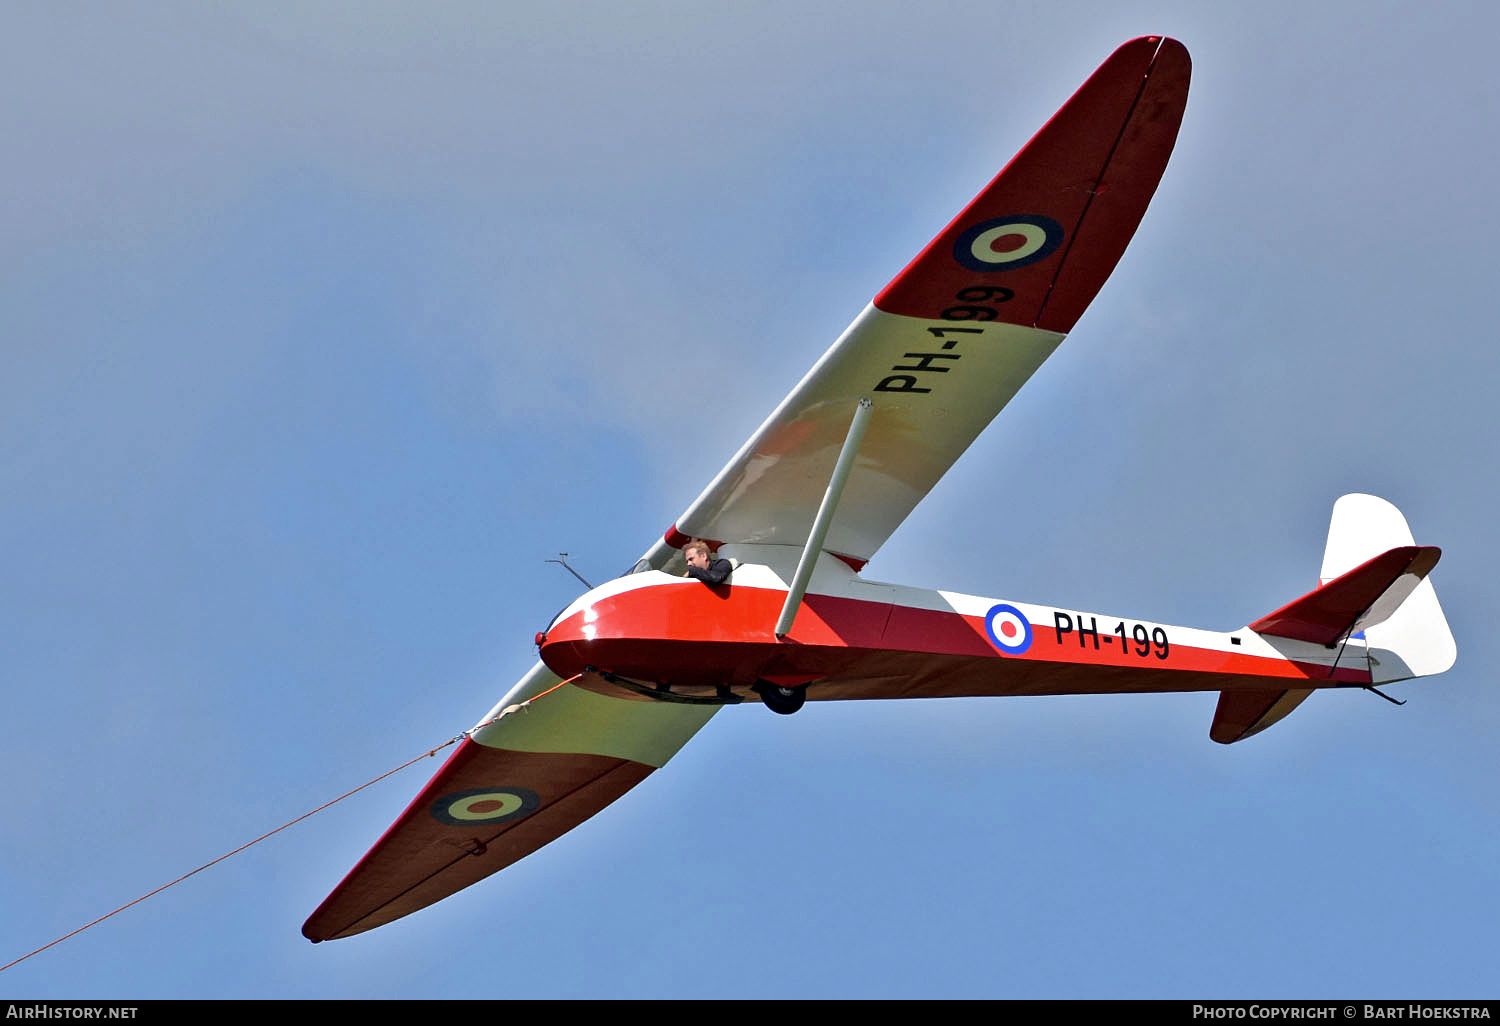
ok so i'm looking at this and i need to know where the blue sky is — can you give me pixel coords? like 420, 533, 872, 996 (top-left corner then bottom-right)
4, 1, 1497, 999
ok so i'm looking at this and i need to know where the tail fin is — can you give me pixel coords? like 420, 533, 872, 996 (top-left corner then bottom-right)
1208, 494, 1456, 744
1318, 493, 1456, 684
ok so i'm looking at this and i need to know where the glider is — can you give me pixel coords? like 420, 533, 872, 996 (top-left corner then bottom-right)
302, 35, 1456, 942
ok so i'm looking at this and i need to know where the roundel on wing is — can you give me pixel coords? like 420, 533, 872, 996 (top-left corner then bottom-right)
954, 215, 1064, 272
984, 603, 1034, 655
431, 787, 541, 826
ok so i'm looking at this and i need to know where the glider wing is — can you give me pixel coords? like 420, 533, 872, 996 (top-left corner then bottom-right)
302, 661, 717, 941
644, 36, 1190, 571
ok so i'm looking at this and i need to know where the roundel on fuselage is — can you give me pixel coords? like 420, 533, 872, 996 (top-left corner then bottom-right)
984, 603, 1034, 655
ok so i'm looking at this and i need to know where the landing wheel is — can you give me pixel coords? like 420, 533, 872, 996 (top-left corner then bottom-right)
758, 682, 806, 715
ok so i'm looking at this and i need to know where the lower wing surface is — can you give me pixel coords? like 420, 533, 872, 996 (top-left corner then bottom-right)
302, 662, 717, 941
645, 36, 1189, 571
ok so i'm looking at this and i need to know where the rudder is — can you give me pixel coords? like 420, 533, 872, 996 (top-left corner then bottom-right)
1322, 494, 1456, 684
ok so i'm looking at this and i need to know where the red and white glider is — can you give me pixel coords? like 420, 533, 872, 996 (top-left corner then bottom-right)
302, 36, 1455, 942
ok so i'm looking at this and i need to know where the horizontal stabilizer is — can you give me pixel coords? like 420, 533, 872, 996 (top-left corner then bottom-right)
1249, 545, 1441, 646
1209, 687, 1315, 744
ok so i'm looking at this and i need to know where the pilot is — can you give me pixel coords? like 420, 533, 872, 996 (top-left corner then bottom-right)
683, 539, 733, 585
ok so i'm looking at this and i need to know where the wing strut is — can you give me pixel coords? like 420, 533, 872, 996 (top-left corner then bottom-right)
775, 398, 874, 638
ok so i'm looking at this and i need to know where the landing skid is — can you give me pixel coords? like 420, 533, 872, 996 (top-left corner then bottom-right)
587, 666, 745, 706
586, 666, 810, 713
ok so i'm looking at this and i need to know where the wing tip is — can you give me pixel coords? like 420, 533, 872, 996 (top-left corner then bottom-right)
873, 35, 1190, 329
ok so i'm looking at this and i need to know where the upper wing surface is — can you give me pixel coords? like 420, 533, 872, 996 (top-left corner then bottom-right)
302, 661, 717, 940
649, 37, 1189, 569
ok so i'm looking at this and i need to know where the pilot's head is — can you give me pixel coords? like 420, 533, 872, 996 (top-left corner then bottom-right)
684, 540, 712, 570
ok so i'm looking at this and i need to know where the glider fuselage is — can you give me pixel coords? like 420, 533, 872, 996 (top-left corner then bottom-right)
537, 546, 1371, 705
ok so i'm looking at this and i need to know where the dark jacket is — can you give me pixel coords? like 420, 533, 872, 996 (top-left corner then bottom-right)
686, 557, 733, 585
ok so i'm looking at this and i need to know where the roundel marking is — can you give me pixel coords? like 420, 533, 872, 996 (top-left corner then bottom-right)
431, 787, 541, 826
954, 215, 1064, 272
984, 603, 1034, 655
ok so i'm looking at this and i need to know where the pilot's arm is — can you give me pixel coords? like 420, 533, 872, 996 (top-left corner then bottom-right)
686, 558, 733, 585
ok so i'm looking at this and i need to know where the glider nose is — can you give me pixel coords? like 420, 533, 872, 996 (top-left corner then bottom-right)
537, 604, 591, 678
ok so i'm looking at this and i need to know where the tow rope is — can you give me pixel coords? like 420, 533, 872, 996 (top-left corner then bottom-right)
0, 673, 580, 973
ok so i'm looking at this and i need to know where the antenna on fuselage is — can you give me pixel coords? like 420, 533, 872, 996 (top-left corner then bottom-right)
545, 553, 593, 589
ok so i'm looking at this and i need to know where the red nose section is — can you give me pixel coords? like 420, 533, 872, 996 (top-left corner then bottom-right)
537, 576, 902, 692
